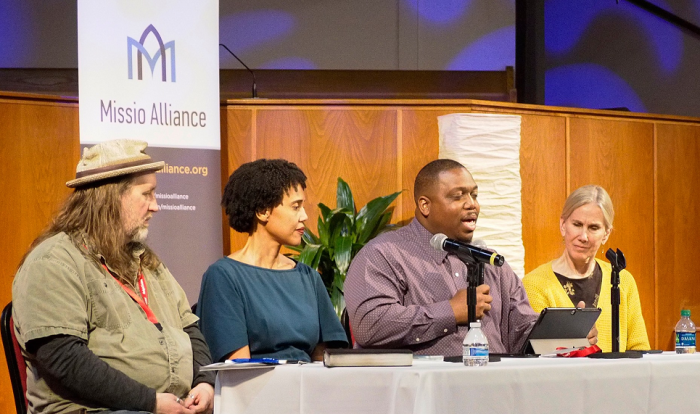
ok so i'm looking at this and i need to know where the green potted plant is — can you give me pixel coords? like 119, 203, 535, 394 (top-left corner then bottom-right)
287, 178, 401, 317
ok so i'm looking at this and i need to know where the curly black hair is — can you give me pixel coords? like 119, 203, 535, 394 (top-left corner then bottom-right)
222, 159, 307, 233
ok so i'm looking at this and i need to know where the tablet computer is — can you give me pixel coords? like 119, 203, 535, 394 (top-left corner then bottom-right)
521, 307, 601, 355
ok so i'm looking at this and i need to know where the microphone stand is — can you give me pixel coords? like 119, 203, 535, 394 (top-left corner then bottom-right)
608, 248, 623, 353
588, 248, 640, 359
461, 251, 499, 363
219, 43, 258, 98
465, 261, 484, 327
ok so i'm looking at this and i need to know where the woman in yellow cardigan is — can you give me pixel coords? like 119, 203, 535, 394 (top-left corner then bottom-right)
523, 185, 650, 352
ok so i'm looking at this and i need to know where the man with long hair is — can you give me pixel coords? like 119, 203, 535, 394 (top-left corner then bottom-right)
13, 140, 214, 414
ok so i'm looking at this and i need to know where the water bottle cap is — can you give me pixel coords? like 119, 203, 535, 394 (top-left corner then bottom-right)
469, 322, 481, 328
681, 309, 691, 317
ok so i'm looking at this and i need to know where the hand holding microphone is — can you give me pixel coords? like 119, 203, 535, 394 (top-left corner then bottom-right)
449, 285, 492, 324
431, 233, 504, 324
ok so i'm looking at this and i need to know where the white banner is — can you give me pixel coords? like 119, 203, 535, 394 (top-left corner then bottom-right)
78, 0, 221, 303
78, 0, 219, 150
438, 113, 525, 278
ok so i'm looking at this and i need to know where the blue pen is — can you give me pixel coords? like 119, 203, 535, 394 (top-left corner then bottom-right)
229, 358, 281, 365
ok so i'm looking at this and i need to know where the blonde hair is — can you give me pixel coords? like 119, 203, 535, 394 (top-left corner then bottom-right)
561, 185, 614, 230
19, 175, 160, 282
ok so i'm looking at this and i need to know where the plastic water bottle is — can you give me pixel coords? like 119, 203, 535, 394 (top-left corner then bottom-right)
463, 321, 489, 366
675, 309, 696, 354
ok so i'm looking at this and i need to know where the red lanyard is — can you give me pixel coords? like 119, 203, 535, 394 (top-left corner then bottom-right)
101, 264, 162, 331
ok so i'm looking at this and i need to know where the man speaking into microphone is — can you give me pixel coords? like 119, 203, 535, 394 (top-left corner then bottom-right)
345, 159, 596, 356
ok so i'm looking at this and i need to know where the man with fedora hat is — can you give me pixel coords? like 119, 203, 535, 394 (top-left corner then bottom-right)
12, 139, 214, 414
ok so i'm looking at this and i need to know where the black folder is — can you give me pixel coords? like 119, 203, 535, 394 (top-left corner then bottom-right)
520, 307, 601, 355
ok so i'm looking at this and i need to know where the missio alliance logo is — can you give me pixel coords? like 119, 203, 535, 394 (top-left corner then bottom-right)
127, 24, 176, 82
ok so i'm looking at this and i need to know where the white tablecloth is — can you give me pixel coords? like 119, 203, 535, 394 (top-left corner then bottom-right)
214, 353, 700, 414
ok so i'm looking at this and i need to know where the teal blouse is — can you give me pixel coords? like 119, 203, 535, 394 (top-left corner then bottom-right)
197, 257, 347, 362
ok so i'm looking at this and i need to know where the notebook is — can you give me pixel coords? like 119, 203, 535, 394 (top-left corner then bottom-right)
323, 349, 413, 367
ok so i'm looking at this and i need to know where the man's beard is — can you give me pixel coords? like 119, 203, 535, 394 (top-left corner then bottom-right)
129, 226, 149, 243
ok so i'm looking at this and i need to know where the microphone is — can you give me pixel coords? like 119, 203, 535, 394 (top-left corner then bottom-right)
471, 239, 488, 250
219, 43, 258, 98
430, 233, 504, 267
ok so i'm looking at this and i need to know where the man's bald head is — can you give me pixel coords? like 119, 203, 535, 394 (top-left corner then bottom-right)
413, 159, 468, 204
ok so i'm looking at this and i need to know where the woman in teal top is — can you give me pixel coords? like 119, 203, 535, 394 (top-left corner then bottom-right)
197, 159, 347, 362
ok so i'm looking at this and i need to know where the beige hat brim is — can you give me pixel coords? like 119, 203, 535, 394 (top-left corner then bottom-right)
66, 161, 165, 188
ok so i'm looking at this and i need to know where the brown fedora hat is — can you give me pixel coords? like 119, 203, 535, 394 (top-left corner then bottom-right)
66, 139, 165, 188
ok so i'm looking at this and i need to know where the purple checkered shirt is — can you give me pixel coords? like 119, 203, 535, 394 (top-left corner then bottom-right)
345, 219, 538, 356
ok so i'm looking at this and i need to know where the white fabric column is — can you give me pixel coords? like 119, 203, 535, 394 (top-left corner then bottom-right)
438, 113, 525, 278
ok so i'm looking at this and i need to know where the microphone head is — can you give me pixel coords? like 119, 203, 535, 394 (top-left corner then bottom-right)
430, 233, 448, 251
471, 239, 505, 267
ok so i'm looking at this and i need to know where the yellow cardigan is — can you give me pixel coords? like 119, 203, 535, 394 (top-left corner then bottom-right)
523, 259, 650, 352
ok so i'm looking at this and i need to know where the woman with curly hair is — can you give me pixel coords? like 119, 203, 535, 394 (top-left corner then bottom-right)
196, 159, 347, 362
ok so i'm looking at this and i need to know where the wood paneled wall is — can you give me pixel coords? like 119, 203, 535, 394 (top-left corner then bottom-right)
0, 94, 80, 414
656, 124, 700, 349
2, 94, 700, 413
